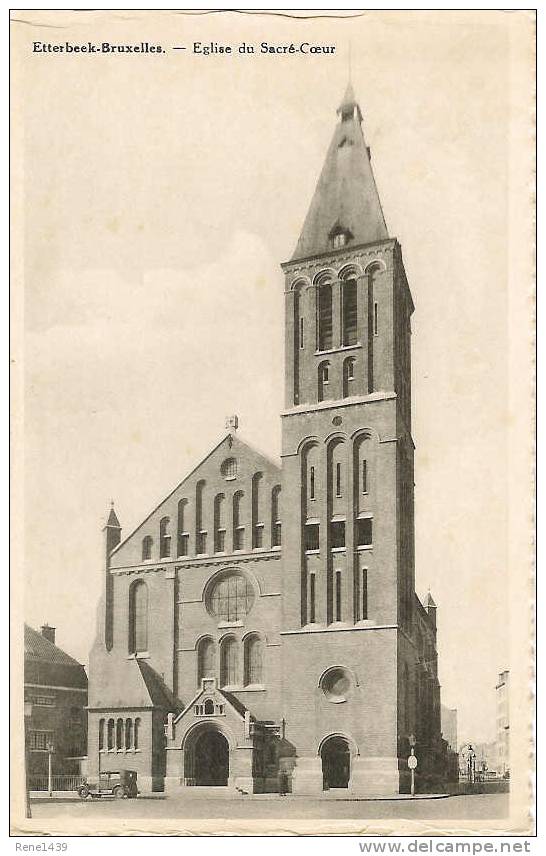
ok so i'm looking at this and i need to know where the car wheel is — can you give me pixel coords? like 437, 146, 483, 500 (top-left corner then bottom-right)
113, 786, 125, 799
78, 786, 90, 800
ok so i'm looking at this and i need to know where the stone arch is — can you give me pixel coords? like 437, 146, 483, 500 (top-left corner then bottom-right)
338, 262, 363, 279
364, 258, 386, 274
182, 720, 234, 787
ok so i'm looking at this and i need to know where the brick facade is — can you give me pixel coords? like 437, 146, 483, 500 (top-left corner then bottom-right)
87, 85, 446, 795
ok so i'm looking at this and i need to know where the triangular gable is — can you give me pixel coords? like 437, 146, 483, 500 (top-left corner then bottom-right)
173, 677, 248, 728
88, 654, 178, 710
110, 432, 281, 568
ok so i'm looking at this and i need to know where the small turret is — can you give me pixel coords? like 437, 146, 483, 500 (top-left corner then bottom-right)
424, 590, 437, 630
102, 502, 121, 651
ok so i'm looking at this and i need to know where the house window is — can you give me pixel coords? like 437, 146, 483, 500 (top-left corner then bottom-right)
197, 637, 216, 685
28, 730, 55, 751
318, 283, 333, 351
244, 635, 264, 685
336, 462, 342, 497
159, 517, 171, 558
304, 522, 320, 552
356, 517, 373, 547
335, 571, 342, 622
309, 573, 316, 623
142, 536, 152, 561
330, 520, 346, 549
129, 579, 148, 654
220, 636, 239, 687
342, 278, 358, 345
208, 572, 255, 622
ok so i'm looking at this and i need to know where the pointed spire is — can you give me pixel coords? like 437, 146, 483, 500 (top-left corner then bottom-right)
424, 590, 437, 609
105, 500, 121, 529
291, 85, 388, 261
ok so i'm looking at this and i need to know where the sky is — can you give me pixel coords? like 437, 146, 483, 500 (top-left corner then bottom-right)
16, 9, 525, 746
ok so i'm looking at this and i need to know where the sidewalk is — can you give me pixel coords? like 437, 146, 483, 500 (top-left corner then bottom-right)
30, 790, 450, 803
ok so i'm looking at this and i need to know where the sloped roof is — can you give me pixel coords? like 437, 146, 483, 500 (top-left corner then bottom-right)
291, 85, 388, 261
137, 659, 180, 710
423, 591, 437, 609
106, 504, 121, 528
24, 624, 84, 669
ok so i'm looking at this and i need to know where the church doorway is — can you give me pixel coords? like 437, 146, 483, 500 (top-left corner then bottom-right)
321, 736, 350, 789
193, 729, 229, 786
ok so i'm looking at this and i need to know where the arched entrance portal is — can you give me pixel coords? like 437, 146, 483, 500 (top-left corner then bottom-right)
321, 736, 350, 789
194, 729, 229, 786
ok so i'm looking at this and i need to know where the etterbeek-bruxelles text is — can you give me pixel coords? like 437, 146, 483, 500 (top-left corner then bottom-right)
31, 41, 336, 56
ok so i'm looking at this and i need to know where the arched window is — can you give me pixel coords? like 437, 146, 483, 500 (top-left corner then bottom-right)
271, 485, 281, 547
252, 472, 264, 549
204, 699, 214, 715
196, 480, 207, 554
214, 493, 226, 553
125, 718, 133, 749
107, 718, 115, 750
318, 360, 330, 402
177, 499, 189, 557
197, 637, 216, 685
365, 263, 382, 392
244, 634, 264, 686
134, 717, 140, 750
142, 536, 152, 561
233, 490, 245, 551
220, 636, 239, 687
116, 717, 124, 749
159, 516, 171, 558
317, 282, 333, 351
98, 718, 105, 751
342, 278, 358, 345
129, 580, 148, 654
343, 357, 356, 397
293, 281, 306, 404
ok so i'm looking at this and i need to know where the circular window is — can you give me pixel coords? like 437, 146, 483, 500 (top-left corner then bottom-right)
332, 416, 343, 426
221, 458, 237, 480
207, 571, 255, 622
321, 667, 352, 703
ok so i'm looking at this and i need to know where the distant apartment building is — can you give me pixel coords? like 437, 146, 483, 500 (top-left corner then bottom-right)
495, 669, 510, 776
24, 624, 88, 778
441, 705, 457, 752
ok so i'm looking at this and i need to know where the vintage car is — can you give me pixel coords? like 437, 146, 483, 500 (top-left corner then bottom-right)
78, 769, 138, 799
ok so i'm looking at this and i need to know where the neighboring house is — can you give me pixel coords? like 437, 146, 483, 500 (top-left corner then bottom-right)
24, 624, 88, 777
495, 670, 510, 776
87, 84, 446, 796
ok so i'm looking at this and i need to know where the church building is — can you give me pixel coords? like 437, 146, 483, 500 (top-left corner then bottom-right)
87, 85, 445, 796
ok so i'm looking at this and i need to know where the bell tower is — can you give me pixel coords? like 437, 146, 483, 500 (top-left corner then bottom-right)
279, 85, 416, 795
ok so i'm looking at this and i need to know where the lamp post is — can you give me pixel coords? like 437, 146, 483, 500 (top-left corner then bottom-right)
467, 745, 476, 784
47, 741, 55, 798
24, 701, 32, 819
408, 733, 418, 797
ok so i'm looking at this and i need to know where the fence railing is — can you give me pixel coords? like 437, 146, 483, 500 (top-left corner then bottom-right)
29, 775, 85, 792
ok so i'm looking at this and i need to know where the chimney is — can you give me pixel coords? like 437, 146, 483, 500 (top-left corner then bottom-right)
41, 624, 56, 645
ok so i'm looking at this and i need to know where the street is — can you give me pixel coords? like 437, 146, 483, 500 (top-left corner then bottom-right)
30, 793, 508, 822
